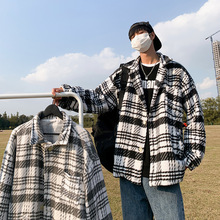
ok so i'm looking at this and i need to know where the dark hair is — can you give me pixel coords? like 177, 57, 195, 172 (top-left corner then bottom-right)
128, 25, 152, 40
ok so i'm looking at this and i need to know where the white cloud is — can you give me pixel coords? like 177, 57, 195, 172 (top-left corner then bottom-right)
154, 0, 220, 83
197, 77, 216, 90
21, 48, 135, 88
155, 0, 220, 50
21, 0, 219, 98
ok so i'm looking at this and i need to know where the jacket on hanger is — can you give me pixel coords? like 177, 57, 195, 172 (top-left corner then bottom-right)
0, 111, 112, 220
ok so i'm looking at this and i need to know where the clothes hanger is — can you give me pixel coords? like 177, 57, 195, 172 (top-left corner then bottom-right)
39, 104, 63, 120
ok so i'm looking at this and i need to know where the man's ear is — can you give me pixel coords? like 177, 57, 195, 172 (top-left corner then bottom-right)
150, 32, 156, 40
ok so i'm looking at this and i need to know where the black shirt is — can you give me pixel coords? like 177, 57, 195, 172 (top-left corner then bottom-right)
139, 62, 159, 177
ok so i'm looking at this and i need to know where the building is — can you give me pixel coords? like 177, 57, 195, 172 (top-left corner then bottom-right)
212, 40, 220, 96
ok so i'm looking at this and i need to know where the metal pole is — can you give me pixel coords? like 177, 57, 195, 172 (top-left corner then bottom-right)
0, 93, 53, 99
55, 92, 84, 127
0, 92, 84, 127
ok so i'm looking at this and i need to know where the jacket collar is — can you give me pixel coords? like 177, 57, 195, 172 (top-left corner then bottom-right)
126, 52, 172, 70
30, 111, 72, 147
125, 53, 172, 112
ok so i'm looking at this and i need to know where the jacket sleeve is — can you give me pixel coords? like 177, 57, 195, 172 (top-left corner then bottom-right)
0, 130, 17, 219
58, 67, 123, 114
82, 130, 113, 220
182, 72, 206, 170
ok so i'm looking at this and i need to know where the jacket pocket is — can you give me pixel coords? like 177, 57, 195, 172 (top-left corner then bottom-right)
171, 132, 187, 171
176, 136, 185, 159
60, 172, 84, 206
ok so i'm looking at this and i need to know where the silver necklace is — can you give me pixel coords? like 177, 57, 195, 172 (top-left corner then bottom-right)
140, 63, 156, 80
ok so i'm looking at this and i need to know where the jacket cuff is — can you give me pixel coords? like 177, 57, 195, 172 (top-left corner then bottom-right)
185, 151, 203, 171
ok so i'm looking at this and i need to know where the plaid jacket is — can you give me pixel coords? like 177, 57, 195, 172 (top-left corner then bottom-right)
59, 53, 206, 186
0, 112, 112, 220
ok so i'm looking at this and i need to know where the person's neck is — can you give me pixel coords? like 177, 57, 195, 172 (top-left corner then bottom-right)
140, 50, 159, 65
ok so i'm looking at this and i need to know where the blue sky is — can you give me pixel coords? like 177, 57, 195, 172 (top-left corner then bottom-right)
0, 0, 220, 116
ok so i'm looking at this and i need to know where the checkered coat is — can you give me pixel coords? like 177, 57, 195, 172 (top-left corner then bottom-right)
0, 112, 112, 219
59, 53, 206, 186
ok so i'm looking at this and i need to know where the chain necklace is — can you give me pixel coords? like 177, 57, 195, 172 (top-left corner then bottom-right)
140, 63, 156, 80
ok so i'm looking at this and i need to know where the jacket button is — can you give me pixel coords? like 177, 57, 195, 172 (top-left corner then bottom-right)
48, 146, 53, 151
139, 147, 143, 153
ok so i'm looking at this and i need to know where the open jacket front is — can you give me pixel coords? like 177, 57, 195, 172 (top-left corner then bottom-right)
60, 53, 206, 186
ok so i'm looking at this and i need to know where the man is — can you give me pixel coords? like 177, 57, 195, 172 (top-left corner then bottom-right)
53, 21, 206, 220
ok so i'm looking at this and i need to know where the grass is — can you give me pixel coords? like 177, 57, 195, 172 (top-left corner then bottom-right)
0, 130, 12, 163
0, 126, 219, 220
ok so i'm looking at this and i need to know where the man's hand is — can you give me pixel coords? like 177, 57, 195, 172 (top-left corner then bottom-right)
52, 87, 64, 106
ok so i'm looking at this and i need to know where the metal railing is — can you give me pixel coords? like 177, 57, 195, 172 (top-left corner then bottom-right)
0, 92, 84, 127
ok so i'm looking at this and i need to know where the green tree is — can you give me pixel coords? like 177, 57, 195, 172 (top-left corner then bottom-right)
18, 114, 33, 125
215, 96, 220, 124
9, 112, 19, 129
0, 112, 10, 129
201, 97, 219, 125
71, 113, 96, 127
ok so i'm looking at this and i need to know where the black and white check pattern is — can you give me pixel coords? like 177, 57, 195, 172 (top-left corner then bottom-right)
0, 112, 112, 219
59, 53, 206, 186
